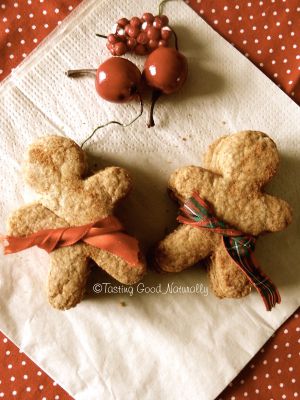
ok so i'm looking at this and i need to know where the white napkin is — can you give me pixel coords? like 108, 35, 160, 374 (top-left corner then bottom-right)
0, 1, 299, 399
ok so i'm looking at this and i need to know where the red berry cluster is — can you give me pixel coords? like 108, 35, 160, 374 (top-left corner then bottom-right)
106, 13, 172, 56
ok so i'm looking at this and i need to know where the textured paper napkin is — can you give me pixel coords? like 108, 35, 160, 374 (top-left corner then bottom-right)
0, 1, 299, 399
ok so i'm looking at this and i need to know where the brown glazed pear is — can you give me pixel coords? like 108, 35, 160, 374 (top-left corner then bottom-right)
95, 57, 142, 103
143, 47, 188, 126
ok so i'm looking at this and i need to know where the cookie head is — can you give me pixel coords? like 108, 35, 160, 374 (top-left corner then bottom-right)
23, 136, 86, 193
204, 131, 279, 185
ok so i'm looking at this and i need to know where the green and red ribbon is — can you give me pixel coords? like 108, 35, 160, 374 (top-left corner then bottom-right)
178, 192, 281, 311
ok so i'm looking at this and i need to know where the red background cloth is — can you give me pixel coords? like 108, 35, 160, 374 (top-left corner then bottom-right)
0, 0, 299, 399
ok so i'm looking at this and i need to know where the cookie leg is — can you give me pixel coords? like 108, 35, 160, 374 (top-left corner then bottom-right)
208, 244, 251, 299
155, 225, 216, 272
89, 247, 146, 285
48, 244, 90, 310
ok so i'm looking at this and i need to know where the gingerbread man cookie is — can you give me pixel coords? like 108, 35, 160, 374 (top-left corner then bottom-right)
155, 131, 292, 308
3, 136, 146, 310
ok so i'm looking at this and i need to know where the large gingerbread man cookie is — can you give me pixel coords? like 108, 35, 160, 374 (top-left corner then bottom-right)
155, 131, 292, 308
3, 136, 146, 310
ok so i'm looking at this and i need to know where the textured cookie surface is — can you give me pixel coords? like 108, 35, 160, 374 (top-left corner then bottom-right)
8, 135, 146, 310
155, 131, 292, 299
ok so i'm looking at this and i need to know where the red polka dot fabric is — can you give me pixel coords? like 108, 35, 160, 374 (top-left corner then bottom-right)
186, 0, 300, 104
0, 1, 299, 399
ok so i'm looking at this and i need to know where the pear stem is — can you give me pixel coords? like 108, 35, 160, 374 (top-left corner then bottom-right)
65, 69, 97, 77
147, 89, 162, 128
95, 33, 108, 39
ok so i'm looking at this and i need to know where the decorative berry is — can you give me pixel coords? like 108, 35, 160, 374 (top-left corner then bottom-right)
100, 12, 173, 56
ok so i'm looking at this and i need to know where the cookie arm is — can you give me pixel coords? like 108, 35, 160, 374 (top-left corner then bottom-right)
85, 167, 132, 204
7, 202, 68, 236
168, 166, 217, 202
259, 194, 293, 232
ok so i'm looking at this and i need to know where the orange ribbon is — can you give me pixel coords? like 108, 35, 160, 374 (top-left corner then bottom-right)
1, 216, 140, 266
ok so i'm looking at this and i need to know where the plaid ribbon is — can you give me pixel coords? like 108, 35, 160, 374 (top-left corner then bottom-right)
178, 192, 281, 311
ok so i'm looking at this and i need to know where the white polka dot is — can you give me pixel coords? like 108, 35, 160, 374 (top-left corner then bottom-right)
262, 12, 266, 16
22, 53, 26, 58
282, 395, 287, 400
5, 350, 10, 354
213, 20, 218, 25
0, 393, 4, 398
293, 44, 298, 49
54, 8, 59, 13
240, 29, 244, 33
8, 364, 12, 369
286, 70, 291, 74
291, 32, 295, 36
285, 342, 290, 346
253, 375, 257, 380
267, 35, 271, 40
199, 9, 204, 14
244, 393, 248, 397
20, 39, 25, 44
28, 0, 32, 3
249, 15, 254, 19
276, 22, 281, 27
68, 5, 73, 11
2, 16, 7, 22
285, 8, 290, 12
240, 380, 245, 384
289, 366, 293, 371
243, 40, 247, 44
280, 383, 284, 387
55, 396, 60, 400
44, 23, 49, 28
283, 58, 288, 63
292, 378, 296, 383
18, 27, 22, 32
250, 364, 255, 369
268, 385, 272, 390
211, 8, 216, 13
16, 14, 21, 19
294, 393, 298, 398
37, 371, 42, 376
284, 329, 288, 333
257, 49, 262, 54
39, 385, 44, 390
263, 360, 268, 365
21, 361, 26, 366
265, 373, 270, 378
5, 28, 10, 33
43, 10, 47, 15
3, 338, 8, 343
288, 20, 292, 25
228, 30, 232, 35
14, 2, 18, 7
23, 374, 28, 379
238, 16, 242, 21
224, 5, 228, 10
226, 19, 230, 23
247, 2, 251, 6
255, 389, 259, 394
12, 391, 17, 396
235, 5, 239, 9
244, 53, 249, 57
264, 25, 268, 29
269, 48, 274, 53
278, 34, 283, 39
281, 46, 286, 50
10, 376, 15, 381
29, 13, 34, 18
272, 60, 276, 64
275, 357, 280, 362
254, 38, 259, 43
261, 348, 265, 353
296, 327, 300, 332
253, 26, 257, 30
32, 25, 36, 30
278, 369, 282, 373
33, 38, 38, 43
273, 11, 277, 15
26, 387, 31, 392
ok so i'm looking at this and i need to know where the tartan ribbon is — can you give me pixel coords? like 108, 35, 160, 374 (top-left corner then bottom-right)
178, 192, 281, 311
1, 215, 140, 266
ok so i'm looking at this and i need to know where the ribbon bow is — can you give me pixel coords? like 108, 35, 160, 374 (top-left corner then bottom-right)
1, 216, 140, 266
178, 192, 280, 311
